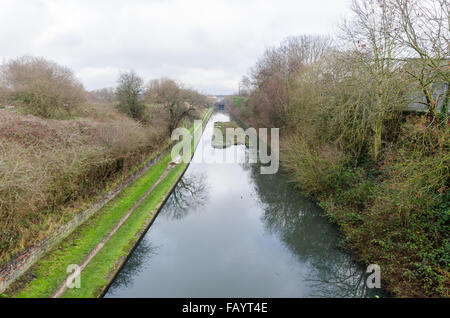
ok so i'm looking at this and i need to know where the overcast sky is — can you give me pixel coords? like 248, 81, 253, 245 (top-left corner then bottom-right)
0, 0, 352, 94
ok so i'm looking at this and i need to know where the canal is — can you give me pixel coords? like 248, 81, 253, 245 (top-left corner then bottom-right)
104, 112, 382, 298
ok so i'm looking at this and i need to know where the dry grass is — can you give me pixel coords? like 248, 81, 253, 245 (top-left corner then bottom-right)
0, 104, 169, 264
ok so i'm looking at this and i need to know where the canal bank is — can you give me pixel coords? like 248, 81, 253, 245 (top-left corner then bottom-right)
5, 108, 213, 298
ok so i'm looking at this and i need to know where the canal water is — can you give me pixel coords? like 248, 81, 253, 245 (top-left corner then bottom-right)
104, 112, 382, 298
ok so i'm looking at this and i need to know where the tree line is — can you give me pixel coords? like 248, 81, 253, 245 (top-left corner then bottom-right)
0, 56, 210, 134
236, 0, 448, 160
115, 71, 211, 133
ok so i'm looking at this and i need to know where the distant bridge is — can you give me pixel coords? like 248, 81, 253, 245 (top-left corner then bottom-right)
214, 102, 225, 111
208, 95, 228, 111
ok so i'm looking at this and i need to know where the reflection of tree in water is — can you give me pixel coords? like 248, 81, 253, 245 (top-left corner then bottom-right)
106, 239, 158, 296
248, 163, 380, 298
106, 172, 209, 296
161, 172, 209, 220
305, 256, 371, 298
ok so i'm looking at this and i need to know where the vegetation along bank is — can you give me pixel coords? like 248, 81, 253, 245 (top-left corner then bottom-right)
0, 54, 214, 297
226, 0, 449, 298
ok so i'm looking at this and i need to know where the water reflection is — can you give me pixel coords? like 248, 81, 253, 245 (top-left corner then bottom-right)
105, 239, 157, 295
306, 258, 370, 298
162, 172, 209, 220
105, 112, 385, 298
247, 162, 381, 297
106, 172, 208, 295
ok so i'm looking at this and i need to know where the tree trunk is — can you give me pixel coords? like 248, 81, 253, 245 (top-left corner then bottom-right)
373, 119, 382, 161
440, 81, 449, 126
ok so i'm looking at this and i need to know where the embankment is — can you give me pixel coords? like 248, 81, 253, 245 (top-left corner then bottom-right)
227, 107, 449, 298
2, 108, 213, 298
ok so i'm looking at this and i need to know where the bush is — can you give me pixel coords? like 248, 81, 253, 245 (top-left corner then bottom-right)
115, 71, 146, 121
0, 56, 86, 118
0, 107, 167, 265
376, 120, 449, 226
334, 168, 376, 212
0, 86, 10, 104
282, 134, 348, 196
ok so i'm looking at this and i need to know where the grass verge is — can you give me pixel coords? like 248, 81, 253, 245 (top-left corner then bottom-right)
62, 162, 187, 298
10, 153, 171, 298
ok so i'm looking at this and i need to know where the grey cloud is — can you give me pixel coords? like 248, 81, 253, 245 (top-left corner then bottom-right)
0, 0, 351, 94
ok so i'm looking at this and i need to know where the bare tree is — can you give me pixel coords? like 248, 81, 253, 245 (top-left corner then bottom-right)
182, 88, 210, 108
238, 76, 252, 96
249, 35, 332, 126
89, 87, 116, 104
390, 0, 449, 120
145, 78, 195, 133
341, 0, 406, 160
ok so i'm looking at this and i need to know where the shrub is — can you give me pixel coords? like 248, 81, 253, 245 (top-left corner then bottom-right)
0, 108, 167, 265
334, 168, 376, 211
281, 134, 348, 196
0, 56, 86, 118
115, 71, 146, 121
